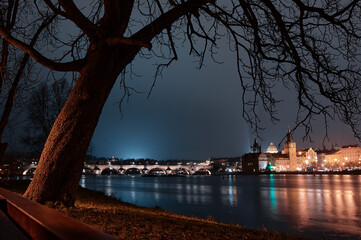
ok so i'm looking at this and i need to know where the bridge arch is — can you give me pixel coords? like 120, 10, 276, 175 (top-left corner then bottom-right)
125, 168, 141, 175
174, 168, 190, 175
148, 168, 166, 176
101, 168, 118, 175
194, 169, 211, 175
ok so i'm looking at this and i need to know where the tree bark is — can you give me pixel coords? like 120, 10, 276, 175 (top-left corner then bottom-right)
23, 43, 137, 206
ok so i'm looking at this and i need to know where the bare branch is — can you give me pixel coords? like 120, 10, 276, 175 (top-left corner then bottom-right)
0, 26, 86, 71
132, 0, 214, 47
57, 0, 97, 39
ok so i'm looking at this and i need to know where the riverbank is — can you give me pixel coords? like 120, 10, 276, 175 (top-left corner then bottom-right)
228, 169, 361, 175
0, 180, 306, 240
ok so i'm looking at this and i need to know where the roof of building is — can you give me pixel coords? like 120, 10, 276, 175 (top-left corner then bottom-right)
341, 144, 360, 148
251, 138, 262, 153
316, 149, 340, 155
242, 153, 261, 158
241, 153, 261, 161
266, 142, 278, 153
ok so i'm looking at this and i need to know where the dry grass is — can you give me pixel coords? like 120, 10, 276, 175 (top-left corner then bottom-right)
0, 180, 307, 240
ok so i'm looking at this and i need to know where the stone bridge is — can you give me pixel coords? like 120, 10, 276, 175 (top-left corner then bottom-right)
20, 163, 213, 176
83, 163, 213, 175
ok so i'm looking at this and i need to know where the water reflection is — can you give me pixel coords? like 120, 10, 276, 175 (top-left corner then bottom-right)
80, 175, 361, 239
225, 175, 238, 206
104, 175, 112, 196
259, 175, 361, 238
269, 174, 276, 213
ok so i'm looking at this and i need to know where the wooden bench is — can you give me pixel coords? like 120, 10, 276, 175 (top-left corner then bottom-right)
0, 196, 29, 240
0, 187, 117, 240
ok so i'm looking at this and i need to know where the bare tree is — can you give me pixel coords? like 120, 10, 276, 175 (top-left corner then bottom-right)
0, 0, 56, 161
0, 0, 360, 206
22, 78, 70, 156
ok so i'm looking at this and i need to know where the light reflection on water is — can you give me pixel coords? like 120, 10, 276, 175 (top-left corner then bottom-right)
80, 174, 361, 239
226, 177, 236, 206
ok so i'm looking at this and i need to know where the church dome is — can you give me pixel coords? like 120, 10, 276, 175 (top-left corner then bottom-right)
266, 142, 278, 153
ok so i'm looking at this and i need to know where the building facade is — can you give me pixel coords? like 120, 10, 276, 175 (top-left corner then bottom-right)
322, 145, 361, 170
243, 129, 361, 172
282, 128, 297, 171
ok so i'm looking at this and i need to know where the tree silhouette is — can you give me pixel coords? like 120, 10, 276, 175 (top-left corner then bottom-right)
0, 0, 360, 206
22, 79, 70, 156
0, 0, 56, 161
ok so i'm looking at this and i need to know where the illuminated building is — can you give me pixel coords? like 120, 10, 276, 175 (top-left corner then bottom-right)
321, 145, 361, 170
244, 129, 361, 172
339, 145, 361, 162
282, 129, 297, 171
243, 129, 299, 172
297, 148, 318, 170
266, 142, 278, 153
264, 128, 298, 172
258, 153, 268, 170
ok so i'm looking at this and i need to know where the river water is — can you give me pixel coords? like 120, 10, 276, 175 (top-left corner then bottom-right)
79, 174, 361, 239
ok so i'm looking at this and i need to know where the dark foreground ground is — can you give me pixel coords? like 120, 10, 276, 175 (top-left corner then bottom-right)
0, 180, 307, 240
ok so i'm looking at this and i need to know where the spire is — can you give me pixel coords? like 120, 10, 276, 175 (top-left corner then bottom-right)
287, 127, 293, 142
251, 138, 261, 153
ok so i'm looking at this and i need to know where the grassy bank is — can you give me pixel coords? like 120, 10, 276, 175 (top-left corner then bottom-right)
0, 180, 305, 240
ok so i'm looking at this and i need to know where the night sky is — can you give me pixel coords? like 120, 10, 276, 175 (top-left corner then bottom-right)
5, 3, 360, 160
89, 45, 359, 160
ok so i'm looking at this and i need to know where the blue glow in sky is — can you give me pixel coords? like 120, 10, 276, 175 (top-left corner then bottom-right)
90, 45, 358, 160
91, 47, 251, 159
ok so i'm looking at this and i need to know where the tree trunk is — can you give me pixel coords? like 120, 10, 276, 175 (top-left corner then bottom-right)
23, 44, 137, 206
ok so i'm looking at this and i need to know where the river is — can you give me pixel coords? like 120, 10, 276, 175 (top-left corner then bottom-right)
79, 174, 361, 239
